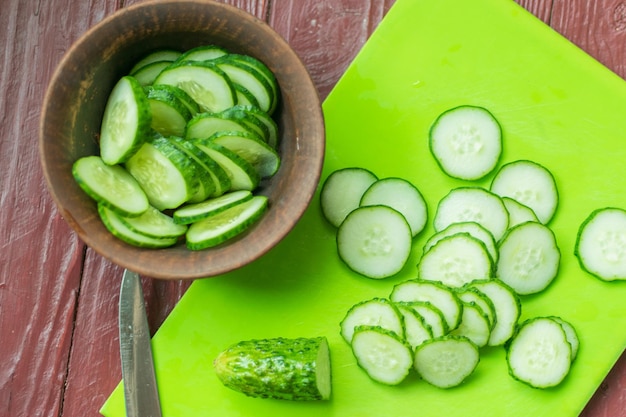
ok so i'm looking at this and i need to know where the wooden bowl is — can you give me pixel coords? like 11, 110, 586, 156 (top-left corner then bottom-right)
39, 0, 325, 279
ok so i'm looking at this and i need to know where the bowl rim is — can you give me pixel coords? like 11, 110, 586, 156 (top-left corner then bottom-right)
39, 0, 325, 279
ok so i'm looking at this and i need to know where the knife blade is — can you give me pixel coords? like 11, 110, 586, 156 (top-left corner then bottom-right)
119, 269, 162, 417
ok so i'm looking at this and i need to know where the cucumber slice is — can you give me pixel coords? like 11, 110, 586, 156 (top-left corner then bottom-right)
233, 105, 279, 149
215, 55, 276, 114
116, 205, 187, 239
551, 316, 580, 361
151, 84, 200, 116
360, 177, 428, 237
131, 61, 172, 86
209, 130, 280, 178
449, 301, 491, 348
173, 190, 252, 224
167, 136, 230, 197
490, 160, 558, 224
98, 204, 177, 248
226, 54, 279, 114
496, 221, 561, 295
130, 49, 182, 74
413, 335, 480, 388
575, 207, 626, 281
434, 186, 509, 241
390, 279, 463, 331
193, 140, 260, 191
72, 156, 149, 217
396, 301, 447, 337
145, 86, 192, 137
219, 106, 271, 143
99, 75, 151, 165
186, 112, 255, 140
175, 45, 229, 63
340, 298, 405, 344
125, 135, 200, 210
233, 84, 261, 108
351, 325, 413, 385
395, 304, 434, 350
185, 195, 267, 250
418, 233, 494, 287
502, 196, 539, 228
455, 287, 497, 330
154, 61, 236, 113
320, 167, 378, 228
424, 221, 498, 264
468, 279, 521, 346
506, 317, 572, 388
337, 205, 412, 279
214, 336, 331, 401
429, 105, 502, 181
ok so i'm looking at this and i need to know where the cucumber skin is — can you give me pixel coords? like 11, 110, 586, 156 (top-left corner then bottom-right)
214, 337, 330, 401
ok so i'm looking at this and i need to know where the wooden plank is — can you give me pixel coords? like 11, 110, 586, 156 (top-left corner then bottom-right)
0, 0, 118, 416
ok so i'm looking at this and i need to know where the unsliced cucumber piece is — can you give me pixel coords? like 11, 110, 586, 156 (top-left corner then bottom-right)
468, 279, 521, 346
99, 75, 151, 165
575, 207, 626, 281
193, 140, 260, 191
429, 105, 502, 181
209, 130, 280, 178
131, 61, 173, 86
154, 61, 236, 113
98, 204, 178, 248
351, 325, 413, 385
360, 177, 428, 237
506, 317, 572, 388
213, 336, 331, 401
396, 301, 448, 337
490, 160, 558, 224
175, 45, 229, 63
145, 85, 192, 137
395, 304, 433, 350
130, 49, 182, 74
497, 221, 560, 295
502, 196, 539, 228
340, 298, 404, 344
418, 233, 494, 287
125, 135, 200, 210
320, 167, 378, 228
413, 336, 480, 388
337, 205, 412, 279
167, 136, 230, 197
434, 187, 509, 242
186, 195, 268, 250
117, 205, 187, 239
72, 156, 149, 217
455, 287, 497, 330
424, 221, 498, 264
551, 316, 579, 361
173, 190, 252, 224
449, 301, 491, 348
390, 279, 463, 331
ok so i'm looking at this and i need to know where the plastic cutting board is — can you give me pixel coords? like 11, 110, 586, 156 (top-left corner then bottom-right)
102, 0, 626, 415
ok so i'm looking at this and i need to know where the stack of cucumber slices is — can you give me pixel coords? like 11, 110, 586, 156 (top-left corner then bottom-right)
324, 105, 596, 390
72, 45, 280, 250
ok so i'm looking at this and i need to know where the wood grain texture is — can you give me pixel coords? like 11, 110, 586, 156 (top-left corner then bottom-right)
1, 0, 625, 416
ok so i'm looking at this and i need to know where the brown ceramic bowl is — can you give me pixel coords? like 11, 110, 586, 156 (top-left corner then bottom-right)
40, 0, 324, 279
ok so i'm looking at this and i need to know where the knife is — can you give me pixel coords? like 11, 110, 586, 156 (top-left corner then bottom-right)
119, 269, 162, 417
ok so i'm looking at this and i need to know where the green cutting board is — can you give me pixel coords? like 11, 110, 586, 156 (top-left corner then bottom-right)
101, 0, 626, 415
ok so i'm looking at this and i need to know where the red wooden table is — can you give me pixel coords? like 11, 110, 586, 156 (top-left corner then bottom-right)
1, 0, 625, 416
